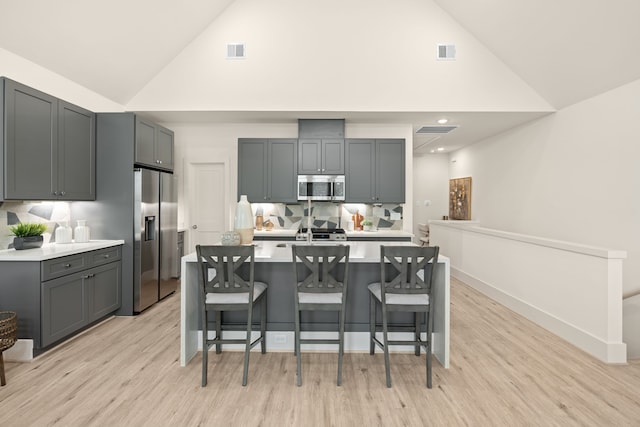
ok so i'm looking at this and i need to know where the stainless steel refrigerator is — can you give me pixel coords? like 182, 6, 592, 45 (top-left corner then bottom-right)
134, 168, 177, 313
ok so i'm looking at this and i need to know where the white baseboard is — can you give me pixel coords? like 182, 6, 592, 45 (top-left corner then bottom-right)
452, 267, 627, 364
3, 339, 33, 362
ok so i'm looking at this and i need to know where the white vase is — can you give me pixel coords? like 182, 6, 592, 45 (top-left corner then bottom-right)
74, 220, 90, 243
55, 221, 72, 244
234, 195, 254, 244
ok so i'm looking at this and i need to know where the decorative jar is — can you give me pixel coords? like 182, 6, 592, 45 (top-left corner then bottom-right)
221, 231, 242, 246
234, 195, 254, 244
74, 220, 90, 243
55, 221, 72, 244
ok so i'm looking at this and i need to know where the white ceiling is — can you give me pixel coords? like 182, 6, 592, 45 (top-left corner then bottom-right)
1, 0, 639, 153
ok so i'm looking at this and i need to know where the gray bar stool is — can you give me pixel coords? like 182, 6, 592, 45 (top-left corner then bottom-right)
291, 244, 350, 386
368, 245, 439, 388
196, 245, 268, 387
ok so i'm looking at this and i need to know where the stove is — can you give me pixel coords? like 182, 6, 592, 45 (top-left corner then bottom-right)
296, 227, 347, 241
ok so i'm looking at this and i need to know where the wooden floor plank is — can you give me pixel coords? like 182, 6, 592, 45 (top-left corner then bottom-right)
2, 278, 640, 426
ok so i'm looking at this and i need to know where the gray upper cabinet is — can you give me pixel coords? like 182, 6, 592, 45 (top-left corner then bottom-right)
345, 138, 405, 203
298, 138, 344, 175
238, 138, 297, 203
134, 116, 174, 171
1, 78, 95, 201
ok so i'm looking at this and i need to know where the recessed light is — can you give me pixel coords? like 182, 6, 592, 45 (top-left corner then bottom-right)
430, 150, 435, 153
437, 147, 445, 151
437, 118, 448, 124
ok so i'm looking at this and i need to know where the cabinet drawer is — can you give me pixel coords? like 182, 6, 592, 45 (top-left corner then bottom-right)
41, 254, 87, 281
88, 246, 121, 268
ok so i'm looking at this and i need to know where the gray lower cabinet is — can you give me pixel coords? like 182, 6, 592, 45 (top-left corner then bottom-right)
298, 138, 344, 175
135, 116, 174, 171
42, 261, 121, 347
1, 77, 96, 201
0, 245, 122, 353
345, 138, 405, 203
238, 138, 297, 203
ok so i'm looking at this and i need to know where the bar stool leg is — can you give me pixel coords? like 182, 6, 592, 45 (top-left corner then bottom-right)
294, 306, 302, 386
337, 307, 346, 386
369, 294, 376, 355
261, 297, 267, 354
1, 352, 6, 386
381, 306, 392, 388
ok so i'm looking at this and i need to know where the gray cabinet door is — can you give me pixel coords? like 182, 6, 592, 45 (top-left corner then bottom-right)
298, 138, 321, 174
89, 262, 121, 321
238, 138, 268, 202
4, 79, 57, 200
298, 138, 344, 174
268, 139, 297, 202
322, 139, 344, 174
156, 125, 174, 170
57, 100, 96, 200
345, 139, 375, 202
376, 139, 405, 203
135, 116, 156, 166
41, 273, 87, 347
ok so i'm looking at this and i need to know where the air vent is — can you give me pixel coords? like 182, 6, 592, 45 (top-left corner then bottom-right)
226, 43, 245, 59
437, 43, 456, 60
416, 125, 458, 134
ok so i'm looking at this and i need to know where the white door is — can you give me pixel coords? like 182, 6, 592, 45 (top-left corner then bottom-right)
187, 162, 226, 252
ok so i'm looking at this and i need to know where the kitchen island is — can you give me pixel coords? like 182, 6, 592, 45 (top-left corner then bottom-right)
180, 240, 450, 368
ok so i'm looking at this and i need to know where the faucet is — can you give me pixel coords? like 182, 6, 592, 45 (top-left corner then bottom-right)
307, 198, 313, 243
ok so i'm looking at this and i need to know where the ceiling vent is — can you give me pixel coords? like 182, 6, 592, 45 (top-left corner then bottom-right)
416, 125, 458, 134
226, 43, 245, 59
437, 43, 456, 60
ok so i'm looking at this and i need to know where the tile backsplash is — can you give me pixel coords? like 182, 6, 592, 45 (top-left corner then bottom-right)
251, 202, 403, 230
0, 201, 71, 249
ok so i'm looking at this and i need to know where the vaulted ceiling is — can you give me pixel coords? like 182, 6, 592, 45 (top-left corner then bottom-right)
1, 0, 639, 152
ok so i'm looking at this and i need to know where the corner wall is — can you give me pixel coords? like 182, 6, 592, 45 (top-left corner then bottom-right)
448, 78, 640, 357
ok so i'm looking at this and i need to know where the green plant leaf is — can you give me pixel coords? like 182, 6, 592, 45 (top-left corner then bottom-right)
8, 222, 48, 237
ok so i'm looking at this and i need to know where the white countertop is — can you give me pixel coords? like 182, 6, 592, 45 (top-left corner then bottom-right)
0, 240, 125, 261
254, 229, 413, 239
183, 239, 448, 264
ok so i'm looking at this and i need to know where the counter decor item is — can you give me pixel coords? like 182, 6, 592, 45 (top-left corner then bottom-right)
255, 206, 264, 231
221, 231, 241, 246
74, 220, 90, 243
9, 222, 47, 250
234, 195, 254, 244
55, 221, 73, 244
352, 210, 363, 231
263, 219, 274, 231
361, 219, 374, 231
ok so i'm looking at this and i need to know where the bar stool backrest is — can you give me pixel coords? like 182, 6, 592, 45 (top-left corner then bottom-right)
380, 245, 439, 298
292, 245, 350, 294
196, 245, 255, 296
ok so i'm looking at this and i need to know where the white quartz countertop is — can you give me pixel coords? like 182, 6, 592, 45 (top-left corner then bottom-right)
0, 240, 125, 261
183, 240, 448, 265
254, 229, 413, 239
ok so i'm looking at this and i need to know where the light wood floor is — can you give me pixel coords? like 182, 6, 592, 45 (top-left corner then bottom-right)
2, 278, 640, 426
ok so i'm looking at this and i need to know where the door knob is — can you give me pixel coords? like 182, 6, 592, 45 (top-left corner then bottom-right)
192, 225, 198, 229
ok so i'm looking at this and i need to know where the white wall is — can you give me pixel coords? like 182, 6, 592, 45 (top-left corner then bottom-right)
0, 48, 123, 112
413, 153, 450, 240
128, 0, 551, 113
449, 78, 640, 297
448, 78, 640, 357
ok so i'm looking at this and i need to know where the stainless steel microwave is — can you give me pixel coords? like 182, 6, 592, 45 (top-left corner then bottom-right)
297, 175, 345, 201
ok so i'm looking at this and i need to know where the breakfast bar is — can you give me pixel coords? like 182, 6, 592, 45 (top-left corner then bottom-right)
180, 240, 450, 368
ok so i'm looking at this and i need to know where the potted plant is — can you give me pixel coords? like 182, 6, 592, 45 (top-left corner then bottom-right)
9, 222, 48, 250
361, 219, 374, 232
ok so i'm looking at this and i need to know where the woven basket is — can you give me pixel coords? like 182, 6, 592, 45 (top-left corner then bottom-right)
0, 311, 17, 352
